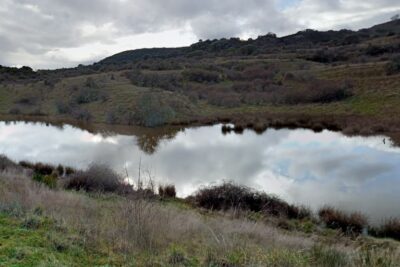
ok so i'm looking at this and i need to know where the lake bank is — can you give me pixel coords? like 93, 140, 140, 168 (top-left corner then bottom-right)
0, 159, 399, 266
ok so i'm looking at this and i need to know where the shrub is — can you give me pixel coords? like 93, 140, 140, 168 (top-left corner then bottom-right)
125, 70, 183, 91
8, 107, 21, 115
309, 49, 348, 63
386, 56, 400, 75
318, 206, 367, 235
71, 108, 92, 122
207, 92, 241, 108
134, 93, 175, 127
32, 163, 54, 175
64, 164, 133, 194
55, 101, 72, 114
74, 88, 104, 104
370, 218, 400, 241
32, 173, 45, 183
15, 94, 37, 105
277, 80, 352, 104
236, 65, 276, 81
0, 155, 20, 171
158, 185, 176, 198
32, 173, 57, 188
191, 182, 310, 219
182, 69, 220, 83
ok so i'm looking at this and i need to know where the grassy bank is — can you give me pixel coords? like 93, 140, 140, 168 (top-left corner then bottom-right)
0, 157, 400, 266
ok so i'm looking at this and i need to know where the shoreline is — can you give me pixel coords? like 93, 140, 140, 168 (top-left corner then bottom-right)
1, 112, 400, 144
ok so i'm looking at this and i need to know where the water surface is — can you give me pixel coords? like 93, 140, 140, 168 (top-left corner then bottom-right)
1, 121, 399, 222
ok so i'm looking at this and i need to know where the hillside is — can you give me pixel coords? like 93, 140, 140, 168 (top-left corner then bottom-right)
0, 19, 400, 139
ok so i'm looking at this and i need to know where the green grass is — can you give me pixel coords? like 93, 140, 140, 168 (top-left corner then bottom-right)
0, 213, 122, 267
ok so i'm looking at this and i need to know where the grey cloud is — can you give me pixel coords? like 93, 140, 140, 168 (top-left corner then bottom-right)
0, 0, 399, 68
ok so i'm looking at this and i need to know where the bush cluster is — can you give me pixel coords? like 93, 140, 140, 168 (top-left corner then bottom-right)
191, 182, 311, 220
158, 185, 176, 198
318, 206, 368, 235
63, 164, 133, 194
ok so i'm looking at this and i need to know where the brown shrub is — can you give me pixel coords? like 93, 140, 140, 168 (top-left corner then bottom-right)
0, 155, 20, 171
158, 185, 176, 198
191, 182, 311, 220
371, 218, 400, 241
63, 164, 133, 194
19, 161, 54, 175
318, 206, 367, 235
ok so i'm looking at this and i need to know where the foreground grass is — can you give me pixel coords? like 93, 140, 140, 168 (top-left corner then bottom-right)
0, 214, 123, 266
0, 168, 399, 266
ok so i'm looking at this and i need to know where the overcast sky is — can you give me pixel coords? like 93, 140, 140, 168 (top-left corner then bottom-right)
1, 0, 399, 69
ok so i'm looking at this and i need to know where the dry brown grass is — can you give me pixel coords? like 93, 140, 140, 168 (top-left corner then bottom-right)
0, 170, 317, 256
0, 167, 399, 265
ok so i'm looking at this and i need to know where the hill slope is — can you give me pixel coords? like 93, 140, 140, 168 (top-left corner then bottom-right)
0, 20, 399, 140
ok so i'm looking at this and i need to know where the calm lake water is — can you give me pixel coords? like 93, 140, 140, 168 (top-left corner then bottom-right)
1, 121, 399, 222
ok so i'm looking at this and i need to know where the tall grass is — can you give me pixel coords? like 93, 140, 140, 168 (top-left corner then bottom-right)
0, 170, 327, 263
0, 160, 399, 265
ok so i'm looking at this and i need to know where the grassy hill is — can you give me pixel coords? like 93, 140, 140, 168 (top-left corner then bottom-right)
0, 20, 400, 140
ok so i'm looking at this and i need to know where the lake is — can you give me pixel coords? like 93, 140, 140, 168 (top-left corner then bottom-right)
1, 120, 399, 223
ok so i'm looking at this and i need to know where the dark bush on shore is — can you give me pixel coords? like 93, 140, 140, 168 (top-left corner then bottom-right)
0, 155, 20, 171
158, 185, 176, 198
318, 206, 367, 235
19, 161, 54, 175
277, 80, 353, 104
71, 108, 92, 122
8, 107, 21, 115
191, 182, 311, 219
63, 164, 133, 194
370, 218, 400, 241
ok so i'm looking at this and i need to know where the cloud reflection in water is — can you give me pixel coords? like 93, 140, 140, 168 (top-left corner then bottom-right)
1, 121, 399, 222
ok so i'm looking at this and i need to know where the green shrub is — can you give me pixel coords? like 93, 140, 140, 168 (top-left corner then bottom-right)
32, 173, 57, 188
134, 93, 175, 127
